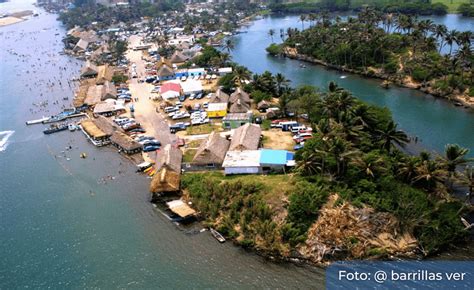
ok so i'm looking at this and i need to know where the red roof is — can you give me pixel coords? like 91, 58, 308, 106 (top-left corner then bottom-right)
160, 82, 182, 94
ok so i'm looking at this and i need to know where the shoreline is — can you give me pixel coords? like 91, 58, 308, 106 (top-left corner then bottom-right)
279, 48, 474, 110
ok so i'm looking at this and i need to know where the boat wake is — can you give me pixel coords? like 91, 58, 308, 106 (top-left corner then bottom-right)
0, 130, 15, 152
340, 75, 347, 79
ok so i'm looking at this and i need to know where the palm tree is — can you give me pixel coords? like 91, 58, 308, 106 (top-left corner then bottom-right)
268, 29, 275, 43
351, 152, 386, 179
223, 38, 235, 53
376, 121, 409, 153
414, 160, 447, 193
439, 144, 471, 189
275, 73, 290, 97
232, 66, 251, 87
434, 24, 447, 53
299, 14, 307, 30
397, 156, 420, 184
329, 137, 359, 178
445, 29, 458, 55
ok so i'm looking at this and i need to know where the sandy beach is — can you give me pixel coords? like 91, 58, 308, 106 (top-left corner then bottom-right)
0, 16, 25, 26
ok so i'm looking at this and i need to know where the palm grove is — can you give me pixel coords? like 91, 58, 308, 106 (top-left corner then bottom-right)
178, 44, 474, 259
267, 8, 473, 100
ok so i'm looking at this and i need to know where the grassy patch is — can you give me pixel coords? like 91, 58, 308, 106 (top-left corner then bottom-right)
185, 124, 222, 135
183, 149, 197, 163
432, 0, 469, 12
261, 119, 271, 130
187, 139, 204, 148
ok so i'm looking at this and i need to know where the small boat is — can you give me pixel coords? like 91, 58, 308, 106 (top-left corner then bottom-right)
210, 228, 226, 243
454, 102, 463, 107
43, 123, 68, 134
68, 124, 78, 131
26, 116, 49, 125
80, 152, 87, 159
42, 115, 66, 124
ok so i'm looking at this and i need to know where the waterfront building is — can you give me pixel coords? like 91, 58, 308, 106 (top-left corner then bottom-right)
150, 144, 183, 195
110, 132, 143, 154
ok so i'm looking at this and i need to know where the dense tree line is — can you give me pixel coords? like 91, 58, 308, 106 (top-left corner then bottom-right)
269, 0, 448, 16
270, 8, 473, 97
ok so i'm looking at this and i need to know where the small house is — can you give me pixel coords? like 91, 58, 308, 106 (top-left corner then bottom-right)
229, 124, 261, 151
223, 150, 261, 175
260, 149, 295, 173
222, 112, 253, 129
166, 199, 196, 221
80, 116, 119, 146
207, 102, 227, 118
160, 82, 182, 100
93, 101, 126, 117
192, 132, 230, 168
110, 132, 143, 154
84, 85, 103, 106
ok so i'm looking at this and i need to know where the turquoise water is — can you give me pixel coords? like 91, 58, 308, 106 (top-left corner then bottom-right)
0, 2, 473, 288
231, 14, 474, 157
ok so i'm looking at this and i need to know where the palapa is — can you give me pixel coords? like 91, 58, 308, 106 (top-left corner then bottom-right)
192, 132, 230, 165
170, 51, 189, 64
80, 60, 98, 78
149, 167, 181, 193
210, 89, 230, 104
229, 99, 250, 113
155, 144, 182, 173
81, 119, 108, 139
229, 123, 261, 151
229, 88, 250, 105
110, 132, 142, 153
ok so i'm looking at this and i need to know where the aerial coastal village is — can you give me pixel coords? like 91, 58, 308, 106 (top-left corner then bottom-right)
17, 0, 473, 266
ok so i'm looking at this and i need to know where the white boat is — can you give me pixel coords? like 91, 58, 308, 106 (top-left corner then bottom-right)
210, 228, 226, 243
25, 116, 49, 125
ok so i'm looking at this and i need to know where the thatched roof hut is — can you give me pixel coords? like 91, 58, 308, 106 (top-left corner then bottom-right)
229, 124, 261, 151
110, 132, 142, 154
230, 88, 250, 105
81, 61, 98, 78
229, 99, 250, 113
210, 89, 229, 104
150, 168, 181, 193
156, 144, 182, 173
157, 65, 175, 79
93, 115, 122, 135
96, 65, 114, 85
81, 119, 109, 140
192, 132, 230, 165
170, 51, 188, 64
84, 85, 103, 106
74, 38, 89, 52
102, 81, 117, 100
257, 100, 270, 111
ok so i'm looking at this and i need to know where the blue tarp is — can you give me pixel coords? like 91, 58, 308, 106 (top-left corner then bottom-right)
259, 149, 292, 165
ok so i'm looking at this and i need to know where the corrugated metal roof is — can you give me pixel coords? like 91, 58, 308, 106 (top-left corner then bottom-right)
222, 150, 261, 168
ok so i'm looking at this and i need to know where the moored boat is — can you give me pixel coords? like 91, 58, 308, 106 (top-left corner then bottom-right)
43, 123, 68, 134
210, 228, 226, 243
26, 116, 49, 125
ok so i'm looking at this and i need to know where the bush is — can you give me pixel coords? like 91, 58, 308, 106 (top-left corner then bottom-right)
251, 90, 271, 104
112, 74, 128, 84
411, 67, 430, 82
383, 59, 399, 74
266, 43, 283, 56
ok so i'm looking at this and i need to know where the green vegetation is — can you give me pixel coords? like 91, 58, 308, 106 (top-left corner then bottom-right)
269, 0, 450, 15
59, 1, 184, 29
111, 73, 128, 84
186, 124, 221, 135
274, 8, 473, 98
182, 79, 472, 260
458, 2, 474, 16
183, 149, 197, 163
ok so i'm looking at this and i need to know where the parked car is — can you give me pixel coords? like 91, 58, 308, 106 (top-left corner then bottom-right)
293, 133, 312, 140
164, 106, 179, 113
254, 117, 263, 124
142, 140, 161, 146
143, 145, 160, 152
178, 95, 186, 102
196, 93, 203, 99
189, 94, 196, 100
203, 102, 209, 108
294, 144, 304, 150
172, 112, 191, 120
128, 128, 146, 133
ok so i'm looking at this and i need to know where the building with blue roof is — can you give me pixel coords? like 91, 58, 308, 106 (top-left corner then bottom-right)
222, 149, 295, 175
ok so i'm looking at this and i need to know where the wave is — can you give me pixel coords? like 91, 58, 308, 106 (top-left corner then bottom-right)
0, 130, 15, 152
